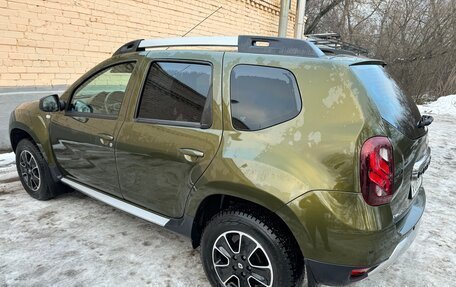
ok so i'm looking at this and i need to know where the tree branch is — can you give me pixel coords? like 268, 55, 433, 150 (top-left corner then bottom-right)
305, 0, 345, 34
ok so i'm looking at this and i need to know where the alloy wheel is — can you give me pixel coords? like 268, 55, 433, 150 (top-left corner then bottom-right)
19, 150, 41, 191
212, 231, 273, 287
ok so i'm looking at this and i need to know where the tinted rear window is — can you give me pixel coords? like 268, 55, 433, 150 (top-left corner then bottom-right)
351, 65, 424, 139
230, 65, 301, 131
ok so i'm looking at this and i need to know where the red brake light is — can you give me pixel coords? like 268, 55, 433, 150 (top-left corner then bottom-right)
351, 267, 370, 277
360, 136, 394, 206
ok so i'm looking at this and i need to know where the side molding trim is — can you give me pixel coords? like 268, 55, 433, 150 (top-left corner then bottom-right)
61, 178, 170, 226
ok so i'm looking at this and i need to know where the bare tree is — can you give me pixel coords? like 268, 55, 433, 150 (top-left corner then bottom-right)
304, 0, 456, 99
304, 0, 345, 34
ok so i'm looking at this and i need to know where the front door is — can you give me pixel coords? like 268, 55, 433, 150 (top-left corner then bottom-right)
50, 61, 137, 197
116, 52, 223, 218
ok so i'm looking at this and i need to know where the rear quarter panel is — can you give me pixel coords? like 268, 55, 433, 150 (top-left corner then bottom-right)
188, 53, 386, 211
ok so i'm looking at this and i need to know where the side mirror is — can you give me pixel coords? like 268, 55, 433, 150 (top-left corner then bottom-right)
39, 94, 65, 112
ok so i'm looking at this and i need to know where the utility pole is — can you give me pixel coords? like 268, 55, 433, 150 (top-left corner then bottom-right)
278, 0, 291, 37
294, 0, 307, 39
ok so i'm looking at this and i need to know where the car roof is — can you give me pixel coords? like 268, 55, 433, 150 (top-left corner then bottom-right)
113, 36, 385, 67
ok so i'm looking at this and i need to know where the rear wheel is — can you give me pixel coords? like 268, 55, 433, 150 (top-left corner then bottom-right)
201, 209, 304, 287
15, 139, 62, 200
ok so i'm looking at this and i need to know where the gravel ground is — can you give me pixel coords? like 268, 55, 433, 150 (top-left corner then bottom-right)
0, 97, 455, 287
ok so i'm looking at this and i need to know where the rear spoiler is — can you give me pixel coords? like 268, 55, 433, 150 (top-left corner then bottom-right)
350, 60, 386, 67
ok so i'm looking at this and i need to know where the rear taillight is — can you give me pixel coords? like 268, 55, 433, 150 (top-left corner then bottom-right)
360, 136, 394, 206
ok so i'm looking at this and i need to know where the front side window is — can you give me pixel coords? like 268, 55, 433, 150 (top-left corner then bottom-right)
137, 61, 212, 124
70, 62, 136, 116
230, 65, 302, 131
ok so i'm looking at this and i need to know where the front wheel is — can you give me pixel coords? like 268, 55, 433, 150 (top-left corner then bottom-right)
15, 139, 61, 200
201, 209, 304, 287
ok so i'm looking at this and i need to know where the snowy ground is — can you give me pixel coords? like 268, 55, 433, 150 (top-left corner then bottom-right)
1, 96, 455, 287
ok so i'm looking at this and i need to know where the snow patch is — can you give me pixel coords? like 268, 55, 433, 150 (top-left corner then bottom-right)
293, 131, 302, 141
0, 152, 18, 182
322, 86, 345, 108
418, 94, 456, 115
307, 131, 322, 147
0, 152, 15, 165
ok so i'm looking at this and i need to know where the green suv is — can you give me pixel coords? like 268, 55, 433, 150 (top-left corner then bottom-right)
9, 36, 431, 287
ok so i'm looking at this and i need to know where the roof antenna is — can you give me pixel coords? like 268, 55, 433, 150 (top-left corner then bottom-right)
114, 7, 223, 55
165, 6, 223, 50
182, 6, 223, 37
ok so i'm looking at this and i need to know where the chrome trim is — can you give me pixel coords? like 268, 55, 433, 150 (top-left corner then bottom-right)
412, 147, 431, 179
61, 178, 170, 226
139, 36, 238, 49
411, 148, 431, 198
179, 148, 204, 157
368, 224, 419, 277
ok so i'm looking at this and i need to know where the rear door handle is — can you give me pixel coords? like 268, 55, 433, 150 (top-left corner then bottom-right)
179, 148, 204, 162
98, 133, 114, 146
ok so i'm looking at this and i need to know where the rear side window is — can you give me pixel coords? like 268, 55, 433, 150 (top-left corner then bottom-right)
137, 61, 212, 125
351, 65, 424, 139
230, 65, 301, 131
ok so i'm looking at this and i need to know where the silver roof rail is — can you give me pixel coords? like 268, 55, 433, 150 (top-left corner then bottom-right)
139, 36, 238, 49
113, 35, 324, 58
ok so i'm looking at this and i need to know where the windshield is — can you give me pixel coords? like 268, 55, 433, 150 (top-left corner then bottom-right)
351, 65, 425, 139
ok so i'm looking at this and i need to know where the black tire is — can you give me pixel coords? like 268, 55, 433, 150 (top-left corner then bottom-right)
201, 209, 304, 287
15, 139, 62, 200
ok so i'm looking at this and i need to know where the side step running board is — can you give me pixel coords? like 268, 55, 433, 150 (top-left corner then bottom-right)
60, 178, 170, 227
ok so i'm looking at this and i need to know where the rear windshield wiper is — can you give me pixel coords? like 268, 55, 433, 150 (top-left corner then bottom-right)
417, 115, 433, 128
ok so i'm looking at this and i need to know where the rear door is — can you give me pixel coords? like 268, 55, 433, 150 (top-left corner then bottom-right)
50, 60, 139, 197
115, 51, 223, 218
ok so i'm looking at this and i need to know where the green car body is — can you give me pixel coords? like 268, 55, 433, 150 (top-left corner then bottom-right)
9, 36, 429, 286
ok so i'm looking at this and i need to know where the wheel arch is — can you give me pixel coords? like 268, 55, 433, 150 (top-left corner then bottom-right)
9, 109, 57, 164
10, 121, 62, 182
10, 126, 39, 152
187, 191, 307, 262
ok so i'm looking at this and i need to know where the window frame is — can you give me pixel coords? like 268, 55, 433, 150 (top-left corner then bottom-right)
134, 58, 214, 129
65, 60, 138, 120
229, 63, 303, 132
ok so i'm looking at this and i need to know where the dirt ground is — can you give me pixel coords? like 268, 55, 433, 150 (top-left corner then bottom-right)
1, 99, 455, 286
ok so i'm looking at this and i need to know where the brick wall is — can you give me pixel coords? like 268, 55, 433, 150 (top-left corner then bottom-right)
0, 0, 297, 88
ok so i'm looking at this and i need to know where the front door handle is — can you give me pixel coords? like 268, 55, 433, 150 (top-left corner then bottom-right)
98, 133, 114, 146
179, 148, 204, 162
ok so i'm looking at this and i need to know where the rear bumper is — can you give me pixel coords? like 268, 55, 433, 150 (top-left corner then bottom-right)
305, 187, 426, 286
368, 221, 419, 277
